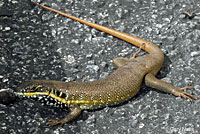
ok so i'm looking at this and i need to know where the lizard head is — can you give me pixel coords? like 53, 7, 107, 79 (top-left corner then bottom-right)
15, 81, 49, 96
15, 80, 68, 108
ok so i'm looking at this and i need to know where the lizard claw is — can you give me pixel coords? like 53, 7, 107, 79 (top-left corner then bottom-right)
172, 87, 200, 102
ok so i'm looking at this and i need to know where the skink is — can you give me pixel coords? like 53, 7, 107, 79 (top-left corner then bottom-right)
14, 2, 200, 126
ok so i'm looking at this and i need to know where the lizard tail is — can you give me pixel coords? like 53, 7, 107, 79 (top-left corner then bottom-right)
32, 2, 164, 57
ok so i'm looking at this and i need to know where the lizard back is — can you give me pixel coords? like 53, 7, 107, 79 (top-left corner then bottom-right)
16, 58, 148, 109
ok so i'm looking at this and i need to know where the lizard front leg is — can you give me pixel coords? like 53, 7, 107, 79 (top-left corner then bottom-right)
145, 73, 200, 101
47, 104, 82, 127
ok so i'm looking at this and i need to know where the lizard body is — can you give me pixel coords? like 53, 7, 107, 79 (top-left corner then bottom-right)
15, 2, 199, 126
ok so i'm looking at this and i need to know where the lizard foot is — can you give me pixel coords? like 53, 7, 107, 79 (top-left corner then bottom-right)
46, 105, 82, 127
172, 86, 200, 102
131, 43, 145, 58
47, 118, 64, 127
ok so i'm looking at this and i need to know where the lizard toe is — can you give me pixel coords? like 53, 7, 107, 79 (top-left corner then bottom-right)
47, 118, 61, 127
173, 88, 200, 102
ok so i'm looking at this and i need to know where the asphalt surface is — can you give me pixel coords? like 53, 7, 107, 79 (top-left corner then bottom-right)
1, 0, 200, 134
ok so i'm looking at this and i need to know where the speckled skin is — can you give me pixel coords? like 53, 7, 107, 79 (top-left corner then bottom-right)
15, 2, 199, 126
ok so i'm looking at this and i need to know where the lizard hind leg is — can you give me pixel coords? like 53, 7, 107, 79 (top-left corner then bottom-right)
145, 73, 200, 102
113, 43, 145, 68
112, 57, 129, 68
47, 105, 82, 127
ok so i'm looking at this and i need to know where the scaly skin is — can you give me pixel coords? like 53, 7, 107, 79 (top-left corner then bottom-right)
15, 2, 200, 127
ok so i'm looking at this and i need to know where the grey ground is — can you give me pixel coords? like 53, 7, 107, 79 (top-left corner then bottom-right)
1, 0, 200, 133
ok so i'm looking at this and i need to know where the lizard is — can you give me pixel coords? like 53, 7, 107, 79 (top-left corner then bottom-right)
13, 2, 200, 127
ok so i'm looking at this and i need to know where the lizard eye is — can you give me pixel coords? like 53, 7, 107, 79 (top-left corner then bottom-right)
24, 85, 43, 92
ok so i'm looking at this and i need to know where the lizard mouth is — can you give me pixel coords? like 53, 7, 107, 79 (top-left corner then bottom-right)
15, 82, 69, 108
15, 91, 68, 108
